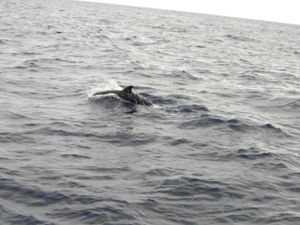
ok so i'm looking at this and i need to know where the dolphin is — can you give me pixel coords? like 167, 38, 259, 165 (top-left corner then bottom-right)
92, 86, 152, 106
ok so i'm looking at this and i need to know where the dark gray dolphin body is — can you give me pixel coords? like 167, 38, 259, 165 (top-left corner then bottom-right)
93, 86, 152, 106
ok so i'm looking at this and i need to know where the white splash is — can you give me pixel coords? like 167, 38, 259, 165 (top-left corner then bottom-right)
88, 80, 122, 99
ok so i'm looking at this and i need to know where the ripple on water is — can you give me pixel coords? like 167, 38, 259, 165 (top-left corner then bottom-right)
48, 206, 137, 225
0, 132, 34, 144
179, 115, 290, 136
0, 177, 69, 206
165, 104, 209, 113
60, 154, 91, 159
222, 147, 274, 161
0, 205, 54, 225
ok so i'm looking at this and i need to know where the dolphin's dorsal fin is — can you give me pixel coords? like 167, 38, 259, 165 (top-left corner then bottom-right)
122, 86, 134, 93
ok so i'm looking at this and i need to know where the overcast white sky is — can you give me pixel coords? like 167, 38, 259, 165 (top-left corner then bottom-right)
79, 0, 300, 25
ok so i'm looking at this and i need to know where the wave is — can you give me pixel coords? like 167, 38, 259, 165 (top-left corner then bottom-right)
179, 115, 289, 136
79, 166, 131, 173
25, 127, 158, 146
144, 168, 179, 177
0, 177, 69, 206
9, 112, 32, 120
282, 99, 300, 110
171, 70, 200, 80
222, 147, 274, 161
0, 39, 10, 44
225, 34, 259, 42
165, 104, 209, 113
60, 154, 91, 159
0, 205, 55, 225
154, 176, 245, 200
14, 57, 79, 70
179, 115, 229, 129
294, 51, 300, 55
168, 138, 192, 146
145, 94, 177, 105
0, 176, 122, 206
0, 132, 34, 144
48, 206, 136, 224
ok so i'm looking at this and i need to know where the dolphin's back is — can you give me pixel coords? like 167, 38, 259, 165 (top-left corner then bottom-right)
92, 86, 152, 106
93, 90, 120, 96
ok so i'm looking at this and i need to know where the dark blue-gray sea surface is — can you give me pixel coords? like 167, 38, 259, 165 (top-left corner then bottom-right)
1, 0, 300, 224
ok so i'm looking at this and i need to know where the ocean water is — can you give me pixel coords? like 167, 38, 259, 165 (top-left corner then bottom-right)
1, 0, 300, 224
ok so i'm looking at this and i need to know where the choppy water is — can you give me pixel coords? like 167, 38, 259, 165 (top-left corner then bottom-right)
1, 0, 300, 224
